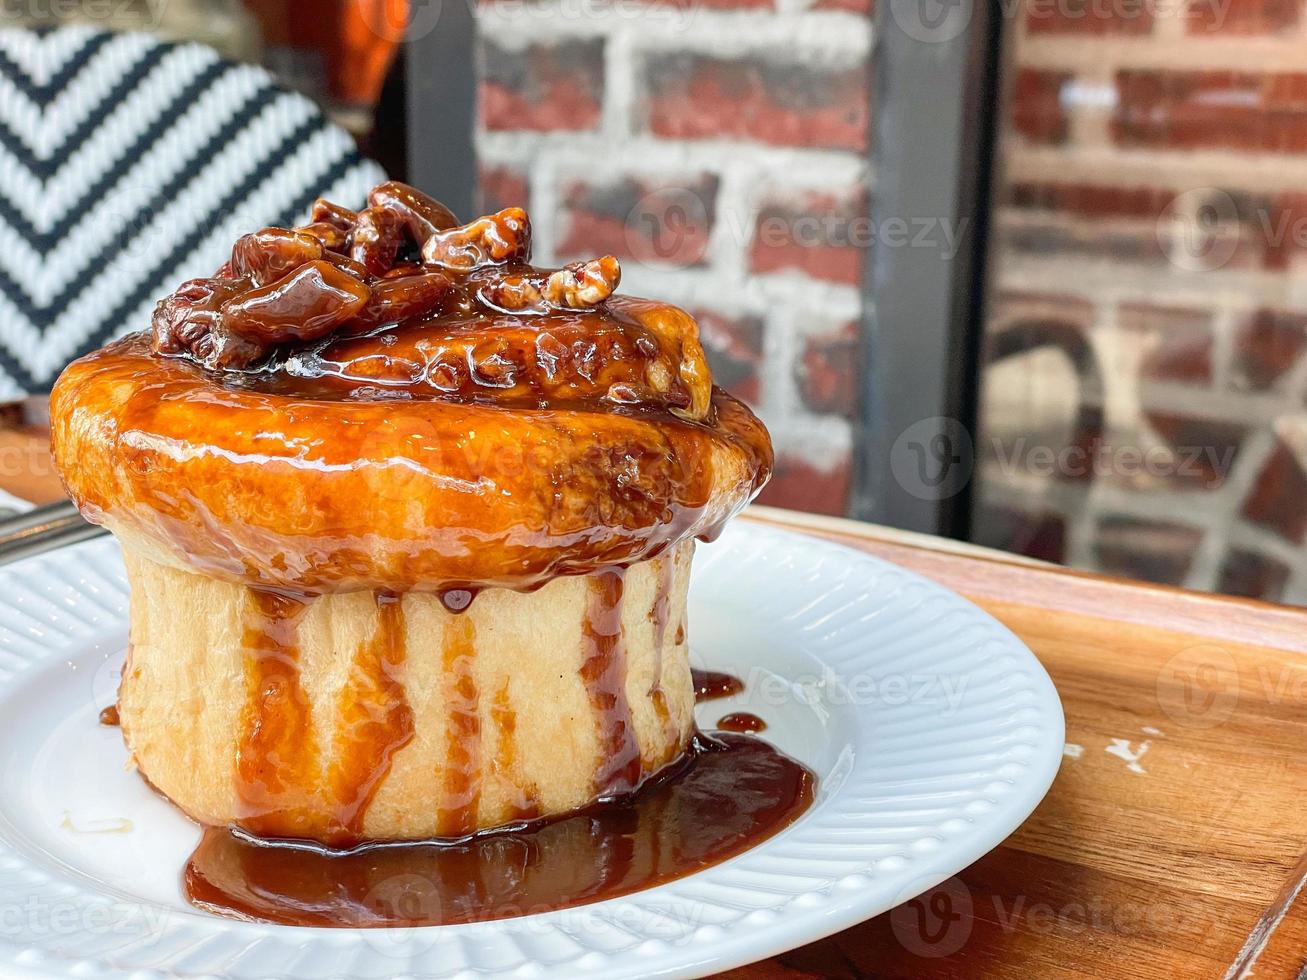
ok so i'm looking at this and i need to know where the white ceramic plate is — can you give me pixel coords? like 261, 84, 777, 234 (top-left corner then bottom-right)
0, 520, 1063, 979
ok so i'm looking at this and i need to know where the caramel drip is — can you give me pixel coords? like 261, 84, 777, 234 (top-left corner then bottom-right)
581, 569, 642, 796
490, 679, 541, 820
98, 704, 120, 727
325, 592, 415, 845
647, 555, 679, 751
234, 589, 320, 839
692, 669, 744, 702
437, 616, 481, 837
717, 712, 766, 733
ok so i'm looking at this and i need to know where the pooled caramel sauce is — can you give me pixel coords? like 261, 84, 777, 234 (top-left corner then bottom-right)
581, 569, 642, 795
437, 616, 481, 836
184, 731, 814, 928
326, 592, 415, 843
98, 704, 120, 726
692, 668, 746, 702
717, 712, 767, 733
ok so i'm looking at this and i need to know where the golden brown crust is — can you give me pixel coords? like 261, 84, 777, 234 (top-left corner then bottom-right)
51, 332, 769, 593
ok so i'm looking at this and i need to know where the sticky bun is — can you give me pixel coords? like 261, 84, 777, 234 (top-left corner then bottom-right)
50, 182, 772, 845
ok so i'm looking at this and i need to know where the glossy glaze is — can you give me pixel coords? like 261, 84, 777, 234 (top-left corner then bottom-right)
581, 569, 643, 795
184, 731, 814, 928
717, 712, 767, 733
52, 188, 771, 595
692, 668, 746, 702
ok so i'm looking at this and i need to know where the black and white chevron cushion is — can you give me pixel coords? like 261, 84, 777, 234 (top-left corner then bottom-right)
0, 26, 385, 395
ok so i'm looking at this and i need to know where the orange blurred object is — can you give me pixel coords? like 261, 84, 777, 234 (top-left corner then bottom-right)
244, 1, 406, 106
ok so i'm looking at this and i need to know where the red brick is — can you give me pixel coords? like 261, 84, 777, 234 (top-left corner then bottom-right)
694, 310, 764, 405
1141, 412, 1246, 490
796, 322, 860, 416
1189, 0, 1299, 34
1230, 308, 1307, 390
1118, 302, 1213, 384
1261, 192, 1307, 269
480, 39, 604, 132
1113, 70, 1307, 152
1009, 182, 1175, 220
554, 174, 718, 267
642, 53, 869, 152
1026, 0, 1154, 34
757, 453, 851, 515
1092, 515, 1203, 585
1011, 69, 1071, 145
749, 188, 867, 285
1242, 436, 1307, 542
477, 165, 529, 215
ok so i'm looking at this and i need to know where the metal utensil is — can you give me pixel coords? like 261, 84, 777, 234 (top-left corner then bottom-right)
0, 499, 106, 565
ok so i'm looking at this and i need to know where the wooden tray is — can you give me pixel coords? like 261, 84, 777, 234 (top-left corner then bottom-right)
727, 507, 1307, 979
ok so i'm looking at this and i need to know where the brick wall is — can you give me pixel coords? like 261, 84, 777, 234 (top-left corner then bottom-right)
976, 0, 1307, 603
472, 0, 873, 514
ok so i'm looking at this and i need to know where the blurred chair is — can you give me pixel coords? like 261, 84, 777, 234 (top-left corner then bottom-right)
0, 25, 384, 396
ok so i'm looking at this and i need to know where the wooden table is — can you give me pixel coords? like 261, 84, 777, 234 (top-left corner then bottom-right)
9, 410, 1307, 978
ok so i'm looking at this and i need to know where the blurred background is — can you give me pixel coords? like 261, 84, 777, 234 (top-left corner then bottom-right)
6, 0, 1307, 603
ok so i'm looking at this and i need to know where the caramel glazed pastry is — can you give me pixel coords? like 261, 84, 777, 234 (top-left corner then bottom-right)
51, 181, 773, 847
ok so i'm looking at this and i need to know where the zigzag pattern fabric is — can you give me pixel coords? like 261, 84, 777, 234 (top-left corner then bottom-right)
0, 26, 385, 395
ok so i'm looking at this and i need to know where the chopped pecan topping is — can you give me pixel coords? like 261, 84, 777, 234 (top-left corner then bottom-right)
477, 255, 620, 314
543, 256, 621, 308
149, 183, 705, 417
350, 272, 454, 331
310, 198, 358, 230
349, 205, 406, 277
369, 181, 458, 242
421, 208, 530, 270
297, 221, 348, 251
222, 260, 371, 346
230, 228, 323, 287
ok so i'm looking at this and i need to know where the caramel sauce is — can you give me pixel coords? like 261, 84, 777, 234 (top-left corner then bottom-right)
581, 569, 642, 795
489, 678, 541, 820
234, 589, 321, 840
98, 704, 120, 726
692, 668, 746, 702
184, 731, 814, 928
716, 712, 767, 733
436, 616, 482, 836
325, 592, 415, 844
647, 555, 678, 745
